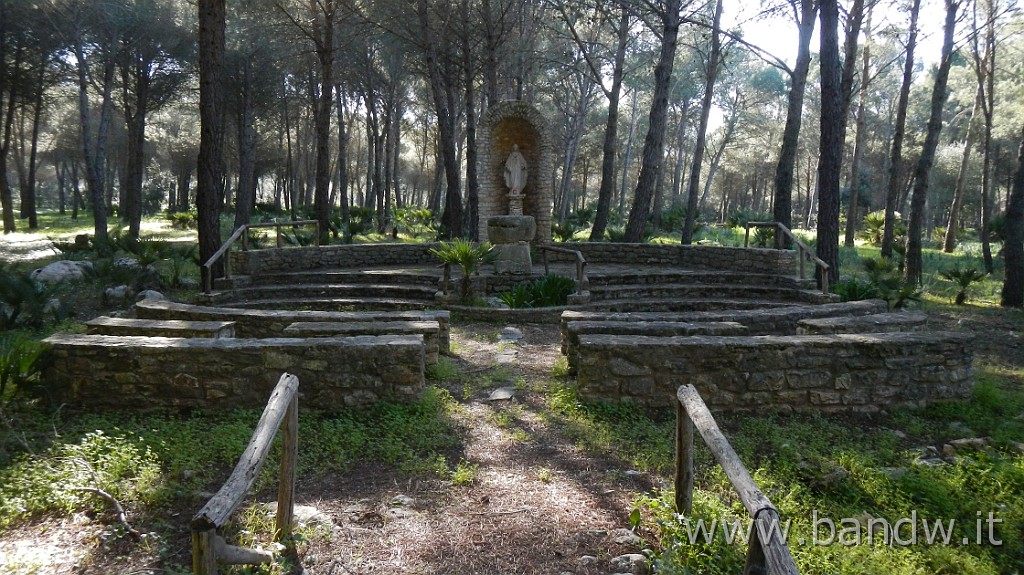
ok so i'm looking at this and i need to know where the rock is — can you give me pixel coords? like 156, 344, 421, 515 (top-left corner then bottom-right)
880, 467, 908, 480
1010, 442, 1024, 454
262, 502, 335, 531
499, 326, 524, 342
886, 428, 908, 440
136, 290, 166, 302
29, 260, 93, 283
103, 285, 132, 304
390, 494, 416, 507
609, 528, 644, 547
948, 421, 975, 436
487, 387, 516, 401
948, 437, 991, 452
179, 278, 200, 289
385, 507, 417, 520
623, 470, 643, 477
913, 457, 947, 467
113, 257, 141, 270
577, 555, 599, 567
813, 466, 849, 488
609, 553, 649, 575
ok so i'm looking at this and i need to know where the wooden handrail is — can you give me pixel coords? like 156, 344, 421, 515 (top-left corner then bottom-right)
744, 221, 830, 294
675, 384, 800, 575
192, 373, 300, 574
202, 220, 320, 293
536, 245, 589, 295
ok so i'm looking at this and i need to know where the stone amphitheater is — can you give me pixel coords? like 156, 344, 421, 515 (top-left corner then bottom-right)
43, 241, 974, 414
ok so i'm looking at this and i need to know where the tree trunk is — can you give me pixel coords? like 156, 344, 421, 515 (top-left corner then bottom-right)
772, 0, 817, 236
234, 61, 257, 231
0, 44, 19, 234
312, 0, 335, 244
680, 0, 723, 244
462, 0, 480, 240
618, 88, 639, 220
123, 60, 151, 239
817, 0, 843, 287
1001, 129, 1024, 307
979, 0, 996, 273
844, 10, 872, 247
590, 5, 629, 241
943, 86, 982, 253
882, 0, 921, 259
905, 0, 958, 285
335, 86, 350, 238
197, 0, 226, 279
20, 58, 44, 230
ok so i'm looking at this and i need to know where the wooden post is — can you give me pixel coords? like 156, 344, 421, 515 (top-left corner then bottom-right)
543, 250, 550, 275
275, 223, 283, 248
675, 400, 694, 514
314, 221, 321, 246
242, 226, 249, 251
192, 528, 218, 575
799, 250, 806, 279
774, 223, 783, 250
744, 224, 751, 247
276, 394, 298, 547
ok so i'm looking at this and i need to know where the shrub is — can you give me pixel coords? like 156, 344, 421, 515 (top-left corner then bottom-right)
167, 210, 197, 230
0, 333, 46, 400
430, 239, 496, 303
0, 266, 66, 330
496, 274, 576, 308
832, 277, 880, 302
939, 265, 989, 305
725, 208, 770, 229
862, 256, 921, 310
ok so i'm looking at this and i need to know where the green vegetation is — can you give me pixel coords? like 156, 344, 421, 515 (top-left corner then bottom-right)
540, 366, 1024, 574
430, 238, 496, 303
497, 273, 576, 308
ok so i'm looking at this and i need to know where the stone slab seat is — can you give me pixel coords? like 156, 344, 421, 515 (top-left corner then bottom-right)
134, 298, 450, 353
43, 333, 426, 411
562, 320, 748, 375
86, 316, 236, 338
560, 299, 889, 349
222, 297, 435, 313
796, 311, 928, 335
284, 321, 441, 365
197, 283, 438, 306
575, 331, 974, 412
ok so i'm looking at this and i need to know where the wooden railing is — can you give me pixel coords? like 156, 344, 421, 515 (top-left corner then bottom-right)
202, 220, 320, 293
744, 221, 830, 294
675, 384, 800, 575
191, 373, 299, 575
537, 245, 590, 296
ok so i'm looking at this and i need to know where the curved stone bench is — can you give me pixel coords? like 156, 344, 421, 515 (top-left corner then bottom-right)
135, 298, 450, 353
796, 311, 928, 335
44, 333, 425, 411
575, 331, 974, 412
560, 299, 889, 351
563, 320, 748, 374
284, 321, 441, 365
86, 316, 236, 338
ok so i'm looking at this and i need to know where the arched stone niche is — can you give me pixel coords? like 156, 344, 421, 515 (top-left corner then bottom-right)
477, 101, 553, 244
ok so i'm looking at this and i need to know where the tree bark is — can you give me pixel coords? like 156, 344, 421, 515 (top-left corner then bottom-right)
680, 0, 723, 245
312, 0, 335, 244
590, 5, 629, 241
943, 86, 982, 253
772, 0, 817, 237
817, 0, 843, 287
881, 0, 920, 259
462, 0, 479, 240
197, 0, 226, 279
904, 0, 958, 285
1002, 129, 1024, 307
233, 60, 257, 231
844, 9, 872, 247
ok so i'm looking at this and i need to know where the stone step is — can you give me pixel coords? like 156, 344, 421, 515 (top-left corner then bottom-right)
200, 283, 438, 306
586, 270, 814, 289
797, 311, 928, 335
216, 269, 441, 290
584, 298, 798, 313
225, 297, 435, 312
86, 316, 236, 338
589, 283, 823, 303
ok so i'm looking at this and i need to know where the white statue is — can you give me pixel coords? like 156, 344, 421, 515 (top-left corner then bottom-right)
504, 144, 528, 195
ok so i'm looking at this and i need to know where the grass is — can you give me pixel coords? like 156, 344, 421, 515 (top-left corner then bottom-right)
535, 363, 1024, 574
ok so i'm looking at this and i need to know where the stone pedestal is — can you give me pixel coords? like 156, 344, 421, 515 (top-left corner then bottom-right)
488, 215, 535, 275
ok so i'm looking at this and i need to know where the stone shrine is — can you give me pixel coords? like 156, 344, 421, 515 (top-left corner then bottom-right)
477, 101, 554, 269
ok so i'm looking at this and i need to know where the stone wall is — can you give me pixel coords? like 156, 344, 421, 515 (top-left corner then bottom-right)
796, 312, 927, 335
135, 299, 451, 353
44, 334, 425, 411
575, 332, 974, 412
542, 243, 798, 274
232, 243, 439, 275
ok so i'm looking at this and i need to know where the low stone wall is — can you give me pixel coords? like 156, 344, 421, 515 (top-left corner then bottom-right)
575, 332, 974, 412
231, 243, 440, 275
542, 243, 797, 274
44, 334, 425, 411
284, 321, 441, 365
230, 242, 797, 277
135, 299, 451, 353
797, 312, 928, 335
560, 300, 888, 348
563, 321, 748, 373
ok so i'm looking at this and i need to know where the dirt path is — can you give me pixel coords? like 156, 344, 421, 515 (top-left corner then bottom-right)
294, 323, 653, 575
